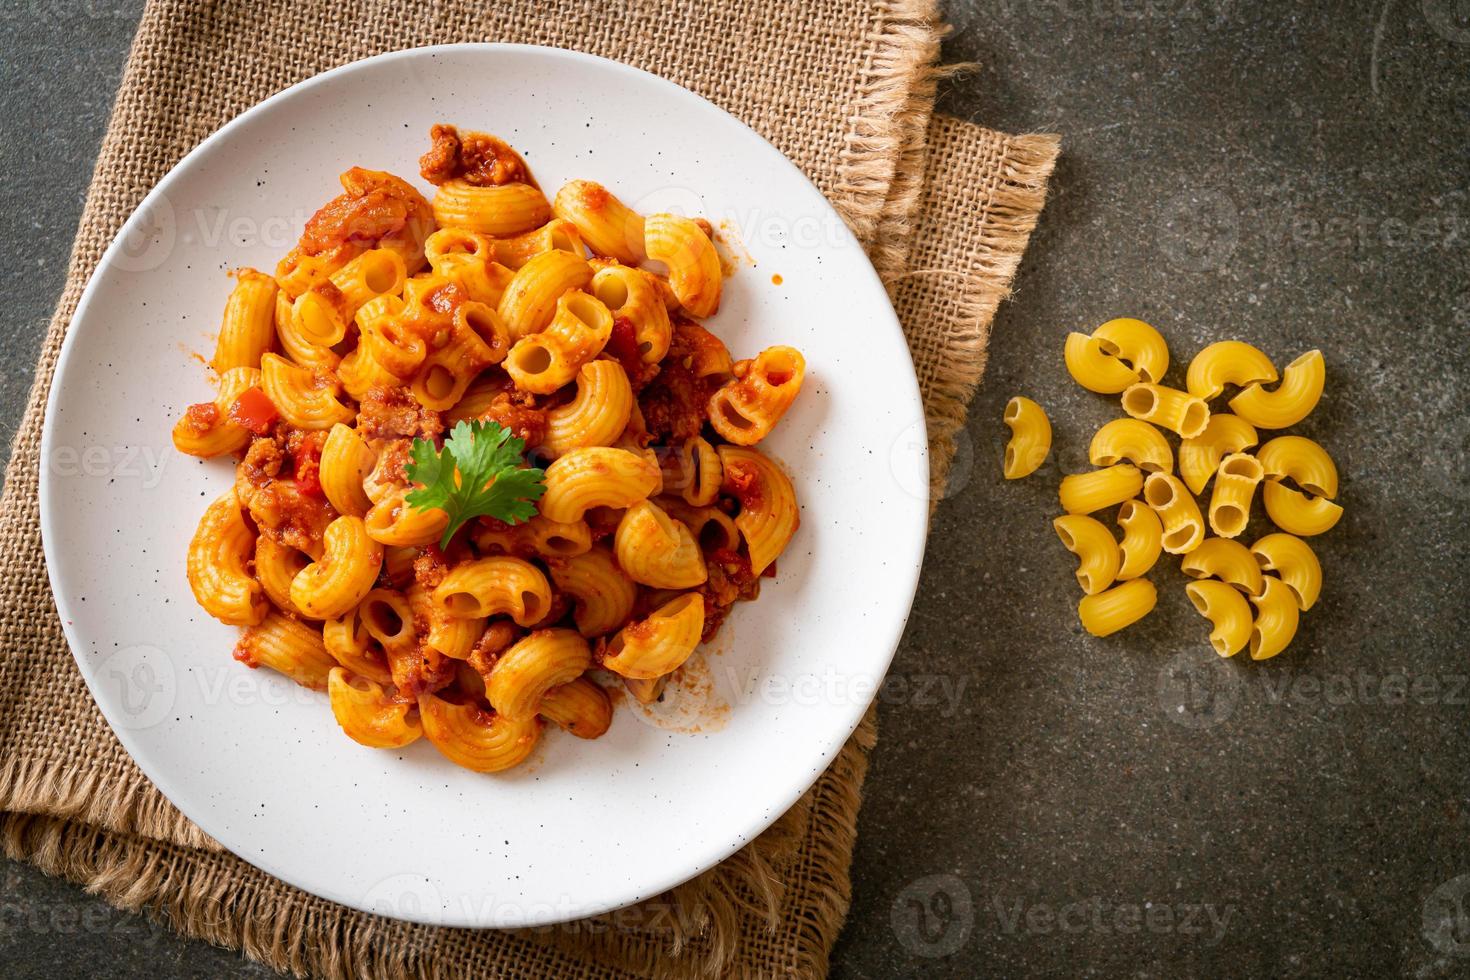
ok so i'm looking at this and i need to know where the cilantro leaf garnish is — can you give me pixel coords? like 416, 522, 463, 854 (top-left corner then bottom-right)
404, 420, 546, 548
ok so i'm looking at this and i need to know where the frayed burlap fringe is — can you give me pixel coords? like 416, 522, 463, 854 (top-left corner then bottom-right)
1, 709, 879, 980
0, 757, 219, 852
834, 0, 946, 264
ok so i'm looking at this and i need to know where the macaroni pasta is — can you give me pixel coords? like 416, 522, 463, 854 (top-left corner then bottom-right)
175, 125, 806, 774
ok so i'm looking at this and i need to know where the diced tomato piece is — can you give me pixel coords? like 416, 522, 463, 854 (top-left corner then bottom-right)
291, 430, 327, 497
605, 316, 642, 380
229, 387, 279, 435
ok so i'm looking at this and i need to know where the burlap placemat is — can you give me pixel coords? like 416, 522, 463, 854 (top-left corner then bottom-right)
0, 1, 1058, 976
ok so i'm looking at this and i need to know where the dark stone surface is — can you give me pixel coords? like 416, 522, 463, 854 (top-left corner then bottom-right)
2, 2, 1467, 977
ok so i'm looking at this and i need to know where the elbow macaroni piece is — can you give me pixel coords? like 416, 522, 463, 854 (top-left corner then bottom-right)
212, 269, 278, 372
254, 536, 311, 618
659, 435, 723, 507
261, 353, 356, 430
539, 447, 661, 523
410, 303, 512, 412
358, 588, 417, 657
1003, 396, 1052, 479
357, 306, 425, 378
1142, 472, 1206, 554
172, 367, 262, 458
542, 360, 634, 457
1092, 317, 1169, 385
1261, 481, 1343, 536
322, 605, 392, 685
1121, 383, 1210, 439
1064, 332, 1139, 393
1250, 533, 1322, 610
1228, 349, 1325, 429
505, 289, 613, 394
1184, 580, 1252, 657
1180, 537, 1264, 596
538, 677, 613, 739
1088, 417, 1172, 473
1256, 435, 1338, 498
708, 346, 806, 445
431, 178, 551, 236
1248, 575, 1300, 660
591, 264, 672, 363
1052, 514, 1121, 594
1077, 578, 1157, 637
1207, 452, 1265, 538
234, 611, 337, 689
486, 219, 586, 270
318, 423, 375, 517
433, 555, 553, 625
548, 545, 638, 637
1059, 464, 1144, 516
337, 345, 406, 401
659, 499, 741, 554
485, 628, 592, 720
644, 213, 721, 318
417, 693, 541, 773
187, 490, 267, 626
365, 487, 451, 547
718, 445, 799, 576
328, 668, 422, 748
290, 516, 384, 620
291, 288, 348, 348
1115, 499, 1163, 580
436, 250, 517, 308
553, 180, 646, 264
496, 248, 593, 342
329, 248, 407, 320
1179, 413, 1259, 495
602, 593, 706, 679
473, 515, 593, 559
278, 301, 342, 372
406, 582, 485, 662
1186, 340, 1277, 399
615, 500, 709, 589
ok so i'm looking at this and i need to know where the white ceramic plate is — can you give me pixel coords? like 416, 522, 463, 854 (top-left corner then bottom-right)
40, 44, 927, 928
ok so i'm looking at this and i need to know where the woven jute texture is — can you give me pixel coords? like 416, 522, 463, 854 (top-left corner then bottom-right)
0, 1, 1059, 976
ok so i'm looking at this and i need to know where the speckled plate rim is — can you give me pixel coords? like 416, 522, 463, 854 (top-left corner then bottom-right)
38, 43, 929, 928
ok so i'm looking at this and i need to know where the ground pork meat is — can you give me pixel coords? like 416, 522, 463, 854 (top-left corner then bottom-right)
180, 401, 219, 435
296, 167, 433, 258
412, 546, 450, 590
418, 123, 534, 188
245, 475, 335, 559
466, 621, 521, 680
386, 641, 458, 700
697, 548, 760, 642
477, 391, 547, 448
638, 322, 729, 442
363, 438, 414, 502
356, 386, 443, 442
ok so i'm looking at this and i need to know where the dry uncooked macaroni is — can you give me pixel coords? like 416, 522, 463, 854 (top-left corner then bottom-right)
177, 125, 806, 773
1005, 317, 1340, 657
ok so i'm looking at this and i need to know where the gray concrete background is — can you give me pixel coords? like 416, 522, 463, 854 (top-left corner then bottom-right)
1, 1, 1466, 977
